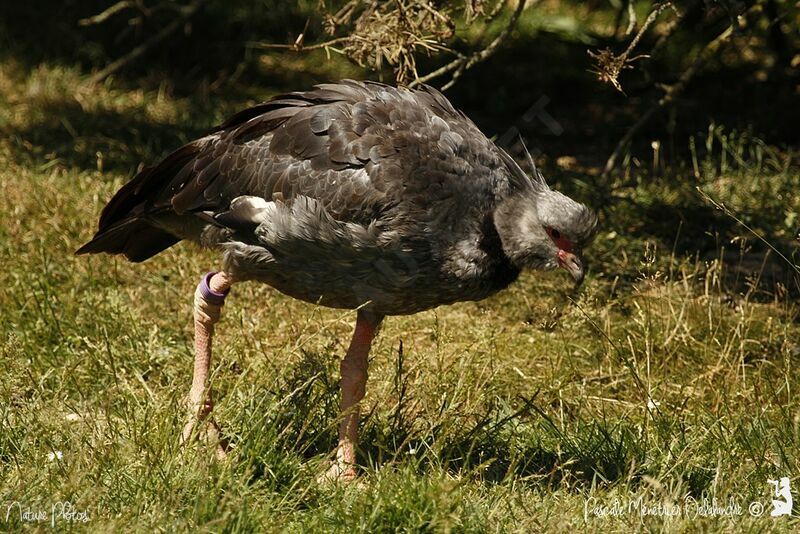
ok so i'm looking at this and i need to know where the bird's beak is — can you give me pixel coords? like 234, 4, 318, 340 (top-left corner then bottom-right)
557, 249, 585, 286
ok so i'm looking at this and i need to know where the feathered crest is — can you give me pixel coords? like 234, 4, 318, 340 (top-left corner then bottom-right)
496, 137, 549, 193
518, 135, 548, 190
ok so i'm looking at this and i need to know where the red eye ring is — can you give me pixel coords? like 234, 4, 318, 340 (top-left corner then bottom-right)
546, 226, 573, 252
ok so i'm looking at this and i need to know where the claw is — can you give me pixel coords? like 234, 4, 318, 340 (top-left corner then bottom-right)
316, 460, 358, 484
181, 400, 229, 460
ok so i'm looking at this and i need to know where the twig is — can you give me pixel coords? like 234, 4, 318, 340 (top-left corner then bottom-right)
408, 51, 466, 87
86, 0, 209, 85
416, 0, 453, 28
589, 2, 675, 93
409, 0, 532, 90
78, 1, 136, 26
330, 0, 360, 26
248, 36, 353, 52
625, 0, 637, 36
485, 0, 510, 24
649, 0, 701, 59
602, 5, 759, 176
439, 0, 528, 91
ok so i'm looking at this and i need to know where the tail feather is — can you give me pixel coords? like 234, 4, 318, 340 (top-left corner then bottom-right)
99, 142, 200, 228
77, 142, 203, 262
76, 218, 180, 263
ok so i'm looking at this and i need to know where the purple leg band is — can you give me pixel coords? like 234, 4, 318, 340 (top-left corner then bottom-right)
199, 272, 229, 306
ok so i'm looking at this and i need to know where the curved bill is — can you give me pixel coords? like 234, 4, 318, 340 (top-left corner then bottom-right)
557, 249, 585, 287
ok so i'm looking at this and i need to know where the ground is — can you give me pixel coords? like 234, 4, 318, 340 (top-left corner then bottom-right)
1, 14, 799, 532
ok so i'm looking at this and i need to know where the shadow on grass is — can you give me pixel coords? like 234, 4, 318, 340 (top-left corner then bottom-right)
4, 64, 353, 178
7, 87, 261, 176
5, 1, 796, 166
223, 349, 684, 494
223, 339, 797, 498
9, 100, 193, 176
0, 1, 319, 95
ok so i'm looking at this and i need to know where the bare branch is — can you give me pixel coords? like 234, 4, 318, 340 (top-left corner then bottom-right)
625, 0, 637, 36
410, 0, 533, 90
85, 0, 209, 85
485, 0, 510, 24
248, 36, 354, 52
407, 51, 465, 87
78, 1, 137, 26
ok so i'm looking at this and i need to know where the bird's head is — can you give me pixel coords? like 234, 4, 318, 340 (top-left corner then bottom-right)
493, 157, 598, 286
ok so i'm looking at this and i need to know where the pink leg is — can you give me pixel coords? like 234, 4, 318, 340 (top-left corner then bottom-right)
181, 271, 233, 459
320, 311, 381, 482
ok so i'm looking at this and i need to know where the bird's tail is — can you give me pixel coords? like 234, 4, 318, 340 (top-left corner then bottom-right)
75, 217, 180, 263
76, 143, 200, 262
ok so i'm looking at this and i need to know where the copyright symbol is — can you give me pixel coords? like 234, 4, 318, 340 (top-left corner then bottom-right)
749, 501, 764, 517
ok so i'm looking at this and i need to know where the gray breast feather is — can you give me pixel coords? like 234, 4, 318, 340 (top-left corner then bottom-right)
253, 195, 384, 257
220, 194, 436, 312
220, 193, 409, 274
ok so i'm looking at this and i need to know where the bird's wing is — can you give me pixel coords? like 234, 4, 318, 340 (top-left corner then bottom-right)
95, 80, 512, 240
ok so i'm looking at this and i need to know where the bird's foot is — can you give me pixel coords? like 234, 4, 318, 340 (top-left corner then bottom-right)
181, 401, 229, 460
316, 459, 359, 484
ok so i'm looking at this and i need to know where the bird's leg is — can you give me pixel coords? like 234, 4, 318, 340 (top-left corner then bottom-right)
320, 310, 381, 483
181, 271, 233, 459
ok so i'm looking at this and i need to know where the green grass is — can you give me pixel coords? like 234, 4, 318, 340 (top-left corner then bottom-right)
1, 60, 799, 533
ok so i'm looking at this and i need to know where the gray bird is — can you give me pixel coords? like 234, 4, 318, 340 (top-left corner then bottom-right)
77, 80, 597, 481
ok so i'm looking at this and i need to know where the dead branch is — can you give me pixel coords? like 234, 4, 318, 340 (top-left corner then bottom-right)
589, 2, 676, 93
253, 1, 524, 88
410, 0, 532, 90
483, 0, 510, 25
625, 0, 637, 36
649, 0, 702, 59
78, 1, 136, 26
602, 5, 762, 176
85, 0, 209, 86
248, 36, 354, 52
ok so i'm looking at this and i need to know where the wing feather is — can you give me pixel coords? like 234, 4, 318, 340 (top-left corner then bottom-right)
93, 79, 515, 243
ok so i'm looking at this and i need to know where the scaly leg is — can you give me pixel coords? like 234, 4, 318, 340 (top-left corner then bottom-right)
320, 310, 382, 482
181, 271, 233, 459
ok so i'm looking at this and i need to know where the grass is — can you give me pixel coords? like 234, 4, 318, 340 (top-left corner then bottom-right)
1, 56, 799, 532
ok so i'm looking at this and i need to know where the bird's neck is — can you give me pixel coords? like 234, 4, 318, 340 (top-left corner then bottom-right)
480, 213, 522, 290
